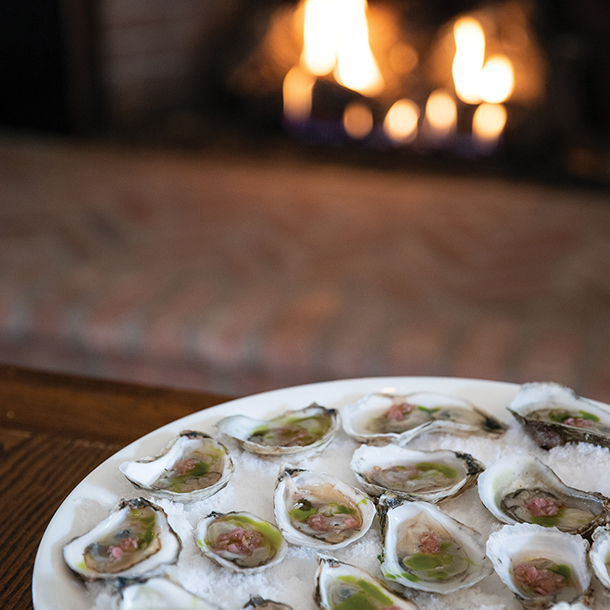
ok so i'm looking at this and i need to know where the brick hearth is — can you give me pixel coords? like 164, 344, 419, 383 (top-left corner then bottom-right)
2, 137, 610, 401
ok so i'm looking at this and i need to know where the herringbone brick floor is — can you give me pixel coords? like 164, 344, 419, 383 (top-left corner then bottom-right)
2, 136, 610, 401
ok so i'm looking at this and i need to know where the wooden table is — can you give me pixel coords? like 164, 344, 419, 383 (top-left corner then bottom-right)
0, 364, 233, 610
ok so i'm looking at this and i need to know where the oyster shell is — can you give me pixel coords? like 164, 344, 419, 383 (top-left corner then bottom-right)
243, 596, 294, 610
508, 382, 610, 450
478, 454, 610, 537
63, 498, 180, 581
590, 525, 610, 591
196, 510, 287, 573
273, 466, 375, 549
342, 391, 507, 446
350, 444, 484, 503
315, 555, 419, 610
486, 523, 592, 610
378, 495, 492, 593
216, 404, 340, 458
119, 431, 234, 502
120, 578, 220, 610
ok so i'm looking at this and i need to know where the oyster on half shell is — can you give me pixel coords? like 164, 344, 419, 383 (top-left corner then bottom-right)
350, 444, 484, 503
120, 431, 234, 501
378, 495, 492, 593
274, 466, 375, 549
478, 454, 610, 537
63, 498, 180, 581
342, 392, 507, 446
508, 382, 610, 450
315, 555, 419, 610
486, 523, 592, 610
196, 510, 287, 573
120, 578, 220, 610
216, 404, 340, 459
589, 525, 610, 592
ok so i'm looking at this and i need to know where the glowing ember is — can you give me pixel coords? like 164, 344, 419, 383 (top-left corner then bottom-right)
283, 66, 315, 121
384, 99, 419, 143
424, 89, 457, 139
473, 102, 507, 148
343, 101, 374, 139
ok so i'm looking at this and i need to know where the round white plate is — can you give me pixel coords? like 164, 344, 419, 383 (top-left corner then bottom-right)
32, 376, 520, 610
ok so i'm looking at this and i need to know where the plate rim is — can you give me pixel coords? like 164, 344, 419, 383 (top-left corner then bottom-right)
32, 375, 522, 610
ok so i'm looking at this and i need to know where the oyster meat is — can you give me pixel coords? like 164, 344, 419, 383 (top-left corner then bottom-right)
243, 597, 294, 610
342, 391, 507, 446
63, 498, 180, 580
589, 525, 610, 592
315, 555, 419, 610
121, 578, 220, 610
216, 404, 340, 458
378, 496, 492, 593
351, 444, 484, 503
478, 454, 610, 537
120, 431, 234, 501
486, 523, 591, 610
274, 466, 375, 549
196, 510, 287, 572
508, 382, 610, 450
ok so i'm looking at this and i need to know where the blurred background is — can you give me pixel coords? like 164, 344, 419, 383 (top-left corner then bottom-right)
2, 0, 610, 401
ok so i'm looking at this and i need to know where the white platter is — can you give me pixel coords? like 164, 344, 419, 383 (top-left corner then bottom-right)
32, 376, 524, 610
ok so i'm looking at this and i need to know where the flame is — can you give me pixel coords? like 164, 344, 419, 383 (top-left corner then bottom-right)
343, 101, 373, 139
301, 0, 338, 75
283, 66, 315, 121
333, 0, 384, 96
473, 102, 507, 147
424, 89, 457, 138
452, 17, 515, 108
384, 99, 419, 143
452, 17, 485, 104
299, 0, 384, 97
480, 54, 514, 104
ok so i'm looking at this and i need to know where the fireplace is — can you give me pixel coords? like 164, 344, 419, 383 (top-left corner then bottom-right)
61, 0, 610, 185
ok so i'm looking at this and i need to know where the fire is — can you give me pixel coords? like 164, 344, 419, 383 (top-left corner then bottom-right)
299, 0, 384, 97
480, 54, 514, 104
424, 89, 457, 139
283, 66, 316, 121
300, 0, 337, 75
473, 102, 507, 148
452, 17, 515, 106
384, 99, 419, 143
343, 101, 374, 139
452, 17, 485, 104
277, 0, 529, 149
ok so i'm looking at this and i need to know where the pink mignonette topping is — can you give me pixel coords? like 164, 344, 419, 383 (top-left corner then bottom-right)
385, 402, 416, 421
419, 531, 441, 554
173, 457, 199, 475
307, 515, 332, 532
563, 417, 592, 428
525, 496, 560, 517
107, 535, 139, 560
513, 563, 566, 596
343, 517, 359, 528
215, 526, 264, 556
